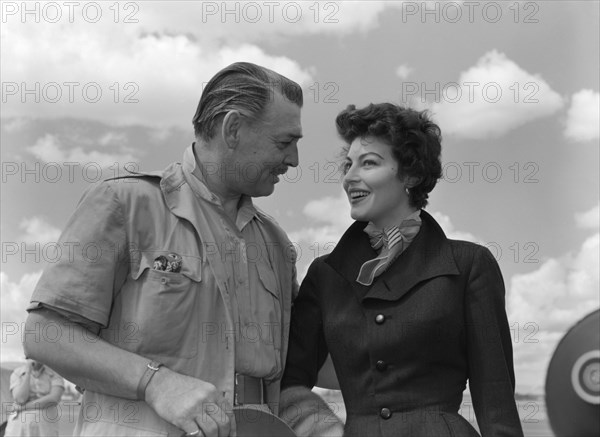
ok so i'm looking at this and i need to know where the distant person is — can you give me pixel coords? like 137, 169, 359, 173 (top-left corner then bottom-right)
23, 62, 303, 437
280, 103, 524, 437
5, 359, 65, 437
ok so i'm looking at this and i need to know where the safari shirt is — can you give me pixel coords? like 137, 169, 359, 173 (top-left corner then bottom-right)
29, 144, 298, 436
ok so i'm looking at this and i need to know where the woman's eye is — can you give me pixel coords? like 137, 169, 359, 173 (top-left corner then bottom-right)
363, 159, 377, 166
340, 162, 351, 174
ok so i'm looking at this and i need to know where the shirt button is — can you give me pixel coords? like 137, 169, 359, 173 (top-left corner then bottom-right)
376, 360, 387, 371
375, 314, 385, 324
380, 408, 392, 419
160, 277, 168, 285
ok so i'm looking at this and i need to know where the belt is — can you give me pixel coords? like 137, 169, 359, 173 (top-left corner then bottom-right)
234, 373, 266, 405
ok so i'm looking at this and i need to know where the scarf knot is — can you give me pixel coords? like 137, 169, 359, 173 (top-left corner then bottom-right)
356, 211, 422, 286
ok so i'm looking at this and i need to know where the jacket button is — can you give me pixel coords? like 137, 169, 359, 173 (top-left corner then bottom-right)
376, 360, 387, 371
375, 314, 385, 324
380, 408, 392, 419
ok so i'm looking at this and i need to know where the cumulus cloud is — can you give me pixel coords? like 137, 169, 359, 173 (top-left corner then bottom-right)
1, 2, 402, 128
575, 203, 599, 229
288, 191, 353, 279
27, 134, 137, 168
2, 22, 313, 128
138, 2, 396, 40
18, 217, 61, 245
395, 64, 413, 80
0, 271, 42, 362
507, 203, 600, 393
428, 50, 564, 139
0, 117, 29, 133
98, 132, 128, 147
429, 211, 479, 242
565, 89, 600, 142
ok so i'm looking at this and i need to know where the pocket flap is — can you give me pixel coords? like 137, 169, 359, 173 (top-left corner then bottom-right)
256, 261, 279, 299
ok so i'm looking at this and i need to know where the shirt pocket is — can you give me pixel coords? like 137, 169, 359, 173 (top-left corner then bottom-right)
256, 261, 279, 300
124, 250, 203, 360
254, 260, 283, 363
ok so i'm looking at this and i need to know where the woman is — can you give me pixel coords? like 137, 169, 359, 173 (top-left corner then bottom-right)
5, 359, 65, 437
280, 103, 524, 437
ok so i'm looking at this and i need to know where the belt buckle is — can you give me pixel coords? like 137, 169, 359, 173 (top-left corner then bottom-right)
234, 373, 264, 406
234, 373, 241, 406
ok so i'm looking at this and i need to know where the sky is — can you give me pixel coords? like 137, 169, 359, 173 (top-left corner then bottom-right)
1, 1, 599, 396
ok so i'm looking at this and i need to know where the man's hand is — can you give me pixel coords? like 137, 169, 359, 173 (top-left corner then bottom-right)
24, 309, 235, 435
145, 367, 235, 437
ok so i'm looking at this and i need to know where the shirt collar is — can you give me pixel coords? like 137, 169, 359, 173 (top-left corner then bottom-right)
182, 143, 259, 230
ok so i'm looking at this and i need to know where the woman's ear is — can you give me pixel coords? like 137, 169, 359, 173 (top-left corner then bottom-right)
404, 176, 421, 189
221, 110, 242, 149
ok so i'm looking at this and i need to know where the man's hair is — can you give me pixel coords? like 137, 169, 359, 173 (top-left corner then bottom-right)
192, 62, 303, 141
336, 103, 443, 209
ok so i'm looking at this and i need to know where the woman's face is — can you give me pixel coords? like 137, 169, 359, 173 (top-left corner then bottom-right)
342, 136, 412, 228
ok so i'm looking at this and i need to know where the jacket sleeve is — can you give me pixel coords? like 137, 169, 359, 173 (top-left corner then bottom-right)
282, 258, 329, 389
466, 245, 524, 437
280, 258, 344, 436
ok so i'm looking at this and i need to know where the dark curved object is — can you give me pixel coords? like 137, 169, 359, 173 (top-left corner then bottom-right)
546, 309, 600, 437
234, 406, 296, 437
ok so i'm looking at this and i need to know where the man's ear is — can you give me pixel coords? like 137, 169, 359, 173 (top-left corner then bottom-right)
221, 110, 242, 149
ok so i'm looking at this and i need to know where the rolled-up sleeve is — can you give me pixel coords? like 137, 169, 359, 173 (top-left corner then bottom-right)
29, 182, 128, 328
466, 246, 524, 437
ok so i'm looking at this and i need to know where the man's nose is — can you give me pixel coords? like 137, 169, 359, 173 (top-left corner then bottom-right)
284, 144, 299, 168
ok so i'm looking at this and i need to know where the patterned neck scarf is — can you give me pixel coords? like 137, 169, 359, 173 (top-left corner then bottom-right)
356, 210, 422, 286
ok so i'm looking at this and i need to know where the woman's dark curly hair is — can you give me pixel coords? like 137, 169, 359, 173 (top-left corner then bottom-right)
336, 103, 442, 209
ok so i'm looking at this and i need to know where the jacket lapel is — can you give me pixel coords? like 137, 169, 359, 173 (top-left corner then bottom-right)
325, 221, 377, 301
364, 210, 460, 302
325, 211, 460, 303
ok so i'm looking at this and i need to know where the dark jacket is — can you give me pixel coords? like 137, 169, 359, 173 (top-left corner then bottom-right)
282, 210, 524, 437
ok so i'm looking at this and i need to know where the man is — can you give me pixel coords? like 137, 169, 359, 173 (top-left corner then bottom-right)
5, 359, 65, 436
23, 62, 303, 437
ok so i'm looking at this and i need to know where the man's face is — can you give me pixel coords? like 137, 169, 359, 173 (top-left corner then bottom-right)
234, 92, 302, 197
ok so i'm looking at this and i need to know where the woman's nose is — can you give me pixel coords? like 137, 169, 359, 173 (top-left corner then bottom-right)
342, 165, 359, 187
